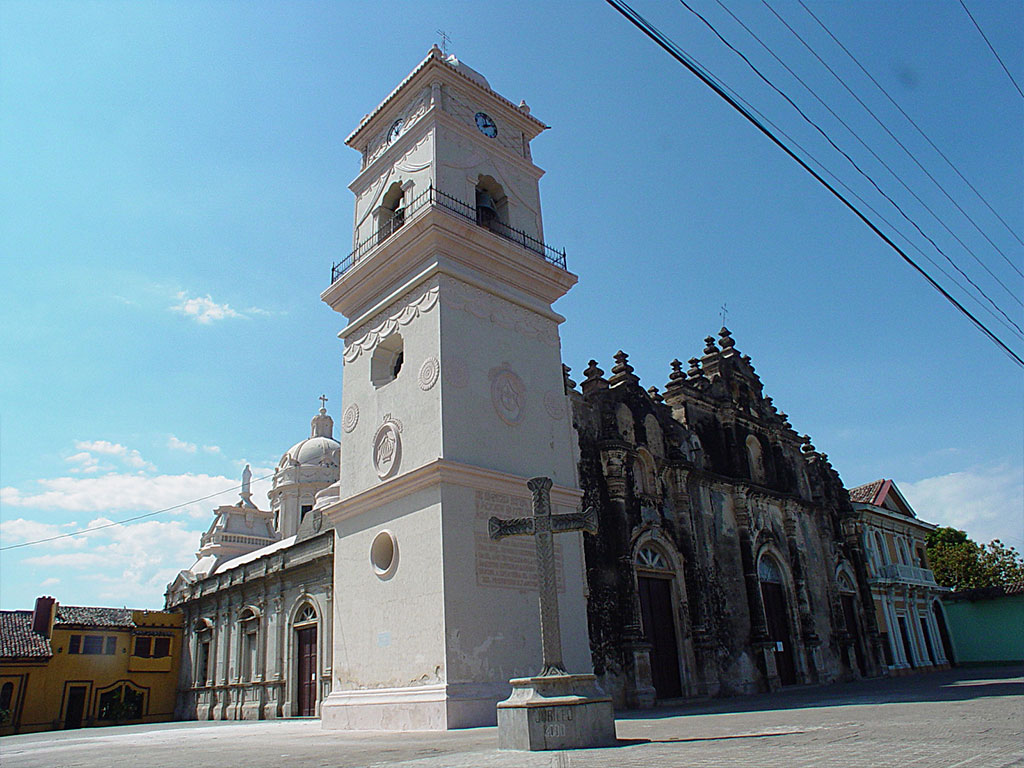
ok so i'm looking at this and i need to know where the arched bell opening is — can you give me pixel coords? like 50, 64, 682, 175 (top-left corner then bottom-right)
475, 175, 508, 231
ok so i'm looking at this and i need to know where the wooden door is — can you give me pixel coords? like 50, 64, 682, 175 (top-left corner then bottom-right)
64, 686, 87, 729
296, 626, 317, 717
638, 575, 682, 699
761, 581, 797, 685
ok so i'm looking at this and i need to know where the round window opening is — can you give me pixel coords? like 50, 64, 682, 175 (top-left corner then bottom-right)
370, 530, 397, 577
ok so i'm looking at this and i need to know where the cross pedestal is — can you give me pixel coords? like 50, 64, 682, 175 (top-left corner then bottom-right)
489, 477, 616, 750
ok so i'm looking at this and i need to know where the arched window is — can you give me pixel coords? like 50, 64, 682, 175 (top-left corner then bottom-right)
0, 681, 13, 711
194, 619, 213, 686
644, 415, 664, 458
634, 448, 657, 497
758, 555, 783, 584
370, 333, 404, 387
746, 434, 766, 484
377, 181, 406, 241
896, 537, 911, 566
616, 403, 635, 443
837, 571, 856, 593
636, 544, 671, 572
238, 608, 260, 681
475, 175, 508, 230
874, 532, 889, 565
295, 604, 317, 625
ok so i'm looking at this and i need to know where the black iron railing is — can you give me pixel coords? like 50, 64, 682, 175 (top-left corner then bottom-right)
330, 185, 567, 283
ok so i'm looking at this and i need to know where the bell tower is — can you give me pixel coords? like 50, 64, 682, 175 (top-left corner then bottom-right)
319, 46, 590, 731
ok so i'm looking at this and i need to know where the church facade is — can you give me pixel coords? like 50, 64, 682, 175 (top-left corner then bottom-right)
166, 47, 883, 726
571, 338, 883, 706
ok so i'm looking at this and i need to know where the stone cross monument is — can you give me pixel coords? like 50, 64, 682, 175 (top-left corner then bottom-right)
489, 476, 598, 676
489, 477, 616, 751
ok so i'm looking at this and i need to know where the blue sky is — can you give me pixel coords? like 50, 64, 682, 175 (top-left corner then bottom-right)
1, 0, 1021, 610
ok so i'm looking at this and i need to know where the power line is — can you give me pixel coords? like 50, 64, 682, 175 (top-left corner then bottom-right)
0, 471, 277, 551
797, 0, 1024, 257
603, 0, 1023, 368
957, 0, 1024, 99
721, 0, 1024, 312
679, 0, 1024, 339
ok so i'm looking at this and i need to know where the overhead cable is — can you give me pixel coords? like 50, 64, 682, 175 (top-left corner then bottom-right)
957, 0, 1024, 99
603, 0, 1023, 367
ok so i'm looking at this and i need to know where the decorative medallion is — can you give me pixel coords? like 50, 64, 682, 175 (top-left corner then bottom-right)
444, 355, 469, 388
372, 414, 404, 479
342, 403, 359, 433
418, 355, 440, 391
489, 364, 526, 425
543, 390, 566, 420
311, 509, 323, 533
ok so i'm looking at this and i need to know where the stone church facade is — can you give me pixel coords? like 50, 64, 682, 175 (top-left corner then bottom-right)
165, 47, 884, 724
570, 334, 883, 706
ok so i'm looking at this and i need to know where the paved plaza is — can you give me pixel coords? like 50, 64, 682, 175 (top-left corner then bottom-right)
2, 666, 1020, 768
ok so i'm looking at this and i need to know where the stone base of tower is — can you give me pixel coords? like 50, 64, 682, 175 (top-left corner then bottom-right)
320, 681, 509, 730
495, 674, 616, 750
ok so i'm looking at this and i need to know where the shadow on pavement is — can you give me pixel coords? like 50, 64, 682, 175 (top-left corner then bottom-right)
615, 665, 1024, 721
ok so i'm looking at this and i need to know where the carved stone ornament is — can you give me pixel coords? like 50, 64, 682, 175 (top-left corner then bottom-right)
311, 509, 323, 533
443, 277, 558, 347
373, 414, 404, 479
444, 355, 469, 388
489, 364, 526, 425
344, 281, 440, 363
543, 389, 565, 420
418, 355, 440, 391
342, 404, 359, 433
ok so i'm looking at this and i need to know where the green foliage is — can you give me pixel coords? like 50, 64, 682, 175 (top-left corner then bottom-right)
0, 708, 11, 726
927, 527, 1024, 590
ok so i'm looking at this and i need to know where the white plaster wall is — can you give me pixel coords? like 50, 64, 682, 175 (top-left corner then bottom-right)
338, 288, 442, 499
437, 279, 575, 487
331, 488, 446, 691
439, 482, 592, 685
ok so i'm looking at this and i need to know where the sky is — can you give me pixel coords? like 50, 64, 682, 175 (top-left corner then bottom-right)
1, 0, 1021, 610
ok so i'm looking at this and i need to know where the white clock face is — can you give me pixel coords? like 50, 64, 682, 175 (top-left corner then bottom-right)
475, 112, 497, 138
388, 118, 403, 143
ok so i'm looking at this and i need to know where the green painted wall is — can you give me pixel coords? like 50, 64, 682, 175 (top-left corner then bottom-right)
942, 594, 1024, 664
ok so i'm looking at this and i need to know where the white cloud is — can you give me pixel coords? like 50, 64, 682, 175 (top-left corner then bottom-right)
40, 577, 60, 587
171, 292, 244, 324
72, 440, 153, 470
899, 463, 1024, 549
168, 435, 198, 453
202, 444, 222, 454
0, 518, 86, 550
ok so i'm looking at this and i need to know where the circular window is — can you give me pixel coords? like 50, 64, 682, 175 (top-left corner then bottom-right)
370, 530, 398, 578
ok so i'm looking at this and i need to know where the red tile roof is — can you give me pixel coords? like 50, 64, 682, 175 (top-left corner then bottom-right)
849, 479, 886, 505
0, 611, 53, 658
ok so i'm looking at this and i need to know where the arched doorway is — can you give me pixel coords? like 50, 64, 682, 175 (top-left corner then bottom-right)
294, 604, 318, 717
838, 570, 866, 675
932, 601, 955, 665
635, 545, 683, 700
759, 554, 797, 685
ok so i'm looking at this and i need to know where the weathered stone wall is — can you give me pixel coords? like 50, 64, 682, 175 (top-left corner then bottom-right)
570, 331, 883, 707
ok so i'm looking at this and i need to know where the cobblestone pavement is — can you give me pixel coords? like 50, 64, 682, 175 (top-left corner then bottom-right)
2, 666, 1020, 768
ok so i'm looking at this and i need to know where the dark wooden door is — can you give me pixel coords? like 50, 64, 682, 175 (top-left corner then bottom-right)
761, 581, 797, 685
64, 686, 86, 729
841, 593, 866, 674
296, 627, 317, 717
638, 575, 682, 699
898, 616, 916, 667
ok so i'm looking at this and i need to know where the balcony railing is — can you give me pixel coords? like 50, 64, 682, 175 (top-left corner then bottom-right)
330, 184, 567, 283
872, 562, 938, 586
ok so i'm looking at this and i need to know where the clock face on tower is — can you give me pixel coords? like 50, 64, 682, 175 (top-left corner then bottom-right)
474, 112, 497, 138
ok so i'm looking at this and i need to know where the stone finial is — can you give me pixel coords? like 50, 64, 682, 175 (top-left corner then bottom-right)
609, 351, 640, 386
779, 413, 792, 429
581, 359, 608, 395
584, 360, 604, 380
518, 99, 531, 114
687, 358, 702, 379
799, 435, 815, 454
718, 327, 736, 350
647, 386, 664, 404
668, 359, 685, 382
703, 336, 718, 355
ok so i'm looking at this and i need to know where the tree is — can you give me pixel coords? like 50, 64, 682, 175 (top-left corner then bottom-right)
926, 527, 1024, 590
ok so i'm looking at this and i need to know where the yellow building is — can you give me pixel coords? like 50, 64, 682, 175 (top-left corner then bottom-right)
850, 480, 954, 673
0, 596, 182, 734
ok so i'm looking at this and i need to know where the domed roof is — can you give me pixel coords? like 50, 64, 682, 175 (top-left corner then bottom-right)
281, 435, 339, 468
278, 400, 340, 468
